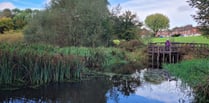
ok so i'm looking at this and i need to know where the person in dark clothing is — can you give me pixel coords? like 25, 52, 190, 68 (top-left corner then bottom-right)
165, 39, 171, 51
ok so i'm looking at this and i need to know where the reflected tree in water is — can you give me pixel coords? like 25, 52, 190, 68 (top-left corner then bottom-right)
107, 79, 140, 103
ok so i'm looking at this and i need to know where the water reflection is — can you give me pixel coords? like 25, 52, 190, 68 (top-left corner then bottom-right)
0, 70, 194, 103
106, 70, 194, 103
106, 79, 164, 103
135, 80, 193, 103
0, 78, 111, 103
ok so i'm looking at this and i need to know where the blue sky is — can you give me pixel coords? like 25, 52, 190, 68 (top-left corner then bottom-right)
0, 0, 47, 9
0, 0, 197, 28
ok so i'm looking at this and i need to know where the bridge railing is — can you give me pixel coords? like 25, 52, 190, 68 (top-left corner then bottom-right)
147, 42, 209, 68
148, 45, 178, 53
148, 42, 209, 53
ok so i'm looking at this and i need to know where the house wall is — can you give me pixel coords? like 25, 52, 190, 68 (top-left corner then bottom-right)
156, 25, 201, 37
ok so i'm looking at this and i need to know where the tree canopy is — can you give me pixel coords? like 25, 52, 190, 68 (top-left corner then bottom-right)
0, 17, 13, 28
2, 9, 12, 18
188, 0, 209, 36
145, 13, 169, 36
24, 0, 110, 47
0, 8, 37, 32
117, 11, 142, 40
110, 5, 142, 41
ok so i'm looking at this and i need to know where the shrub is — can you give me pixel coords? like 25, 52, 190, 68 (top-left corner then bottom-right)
119, 40, 144, 52
113, 39, 120, 46
178, 44, 209, 60
24, 0, 111, 47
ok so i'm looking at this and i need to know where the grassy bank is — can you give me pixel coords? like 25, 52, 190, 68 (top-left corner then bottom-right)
0, 31, 23, 43
152, 36, 209, 44
164, 58, 209, 102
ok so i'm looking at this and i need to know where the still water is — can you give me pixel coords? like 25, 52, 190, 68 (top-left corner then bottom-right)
0, 70, 194, 103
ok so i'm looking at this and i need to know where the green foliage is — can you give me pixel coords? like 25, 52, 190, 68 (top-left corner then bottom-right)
0, 43, 85, 88
113, 39, 120, 46
195, 78, 209, 103
119, 39, 144, 52
120, 28, 138, 41
13, 9, 35, 30
24, 0, 110, 47
145, 13, 169, 36
12, 8, 21, 15
188, 0, 209, 37
0, 43, 140, 88
2, 9, 12, 18
0, 8, 38, 31
199, 26, 209, 37
0, 17, 13, 30
164, 58, 209, 102
118, 11, 142, 40
110, 8, 142, 40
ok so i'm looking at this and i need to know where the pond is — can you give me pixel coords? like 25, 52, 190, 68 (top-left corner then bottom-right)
0, 69, 194, 103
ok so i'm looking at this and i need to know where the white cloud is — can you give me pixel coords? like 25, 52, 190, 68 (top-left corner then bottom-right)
44, 0, 51, 5
41, 0, 51, 8
109, 0, 197, 28
0, 2, 15, 10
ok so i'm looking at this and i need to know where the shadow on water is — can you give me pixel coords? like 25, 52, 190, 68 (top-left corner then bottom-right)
0, 69, 194, 103
0, 78, 111, 103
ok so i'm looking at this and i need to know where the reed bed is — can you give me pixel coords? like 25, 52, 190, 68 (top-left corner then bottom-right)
0, 43, 85, 88
0, 43, 128, 89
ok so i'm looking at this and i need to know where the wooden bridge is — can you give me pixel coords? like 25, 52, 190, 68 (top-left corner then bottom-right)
147, 42, 209, 68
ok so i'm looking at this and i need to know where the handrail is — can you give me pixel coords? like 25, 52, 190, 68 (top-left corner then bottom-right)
147, 42, 209, 68
149, 42, 209, 46
148, 42, 209, 53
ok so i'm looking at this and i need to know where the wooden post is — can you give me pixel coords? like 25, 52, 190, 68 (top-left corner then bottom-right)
157, 46, 160, 68
163, 47, 165, 64
152, 46, 154, 69
147, 43, 209, 69
172, 55, 175, 63
177, 53, 179, 63
169, 46, 171, 63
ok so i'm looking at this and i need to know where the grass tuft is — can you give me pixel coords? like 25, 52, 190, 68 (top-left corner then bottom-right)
164, 58, 209, 102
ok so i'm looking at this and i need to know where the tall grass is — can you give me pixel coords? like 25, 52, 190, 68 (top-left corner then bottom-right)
0, 31, 23, 43
164, 58, 209, 102
0, 43, 85, 88
0, 43, 131, 89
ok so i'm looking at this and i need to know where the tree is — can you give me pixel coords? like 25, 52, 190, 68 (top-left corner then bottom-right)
2, 9, 12, 18
110, 7, 142, 40
24, 0, 110, 47
119, 11, 142, 40
0, 17, 13, 32
188, 0, 209, 36
13, 9, 37, 30
13, 12, 28, 30
24, 9, 32, 14
12, 8, 21, 15
145, 13, 169, 37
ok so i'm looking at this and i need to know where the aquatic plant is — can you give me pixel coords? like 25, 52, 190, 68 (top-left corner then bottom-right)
0, 43, 85, 88
0, 43, 147, 89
